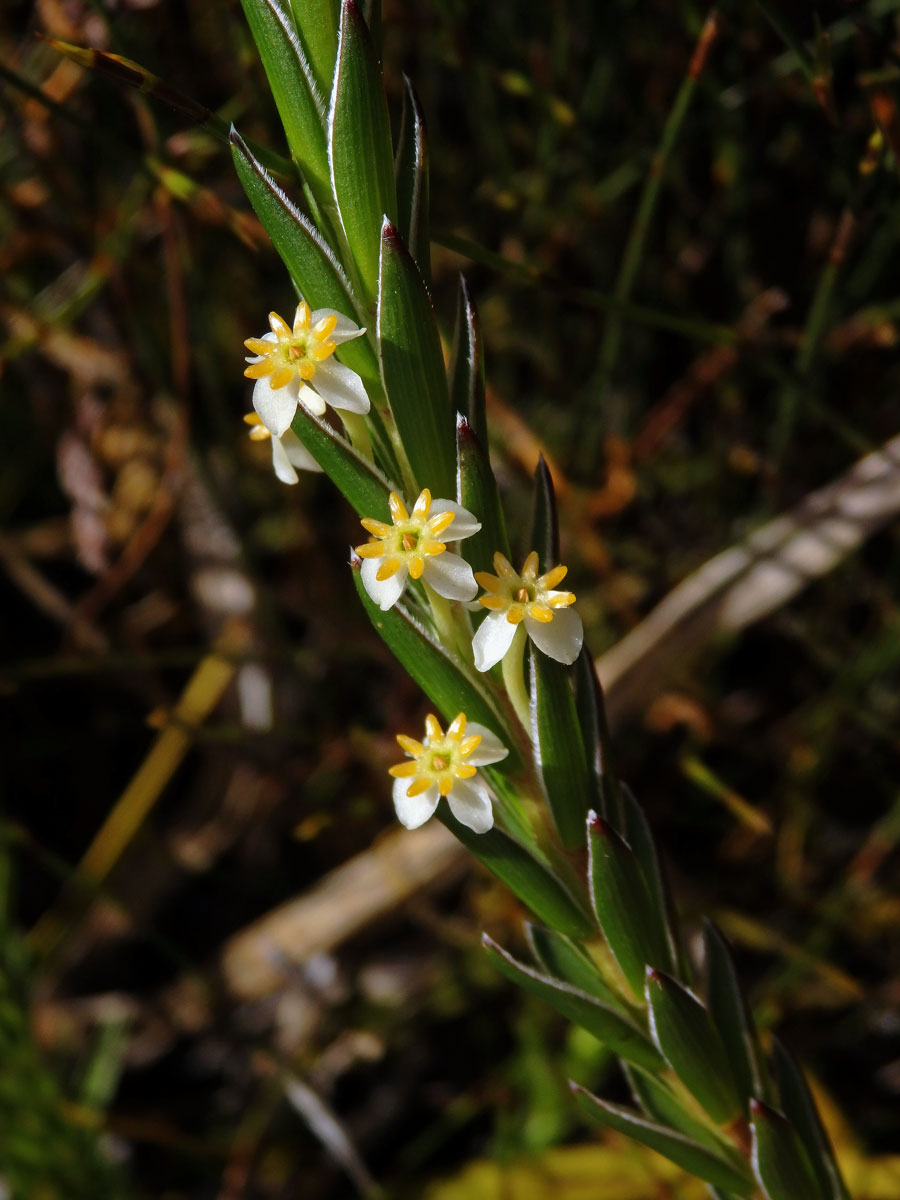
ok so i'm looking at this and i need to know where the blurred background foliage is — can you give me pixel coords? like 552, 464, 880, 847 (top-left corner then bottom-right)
2, 0, 900, 1196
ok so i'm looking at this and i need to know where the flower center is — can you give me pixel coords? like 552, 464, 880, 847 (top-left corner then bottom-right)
356, 489, 456, 583
475, 551, 576, 625
244, 303, 339, 392
389, 713, 483, 798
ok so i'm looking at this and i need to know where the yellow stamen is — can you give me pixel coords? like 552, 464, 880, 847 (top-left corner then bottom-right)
429, 511, 455, 537
529, 605, 554, 623
388, 762, 419, 778
406, 777, 433, 797
355, 542, 386, 558
425, 714, 442, 741
412, 489, 432, 519
456, 763, 477, 779
448, 714, 467, 738
376, 557, 404, 581
269, 311, 291, 338
507, 608, 525, 625
360, 518, 392, 537
244, 360, 275, 379
479, 595, 507, 611
541, 564, 567, 589
459, 734, 481, 756
269, 366, 294, 390
313, 314, 338, 337
389, 493, 409, 523
244, 337, 273, 355
293, 302, 311, 332
407, 556, 425, 580
396, 734, 424, 756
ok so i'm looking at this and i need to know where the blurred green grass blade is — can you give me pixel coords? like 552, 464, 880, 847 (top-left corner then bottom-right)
574, 645, 622, 826
394, 75, 431, 286
771, 1038, 851, 1200
703, 920, 764, 1108
361, 0, 382, 60
530, 647, 593, 850
328, 0, 396, 298
350, 558, 517, 756
290, 408, 393, 519
288, 0, 339, 96
377, 220, 455, 495
240, 0, 330, 196
624, 1064, 731, 1155
438, 824, 594, 941
230, 129, 379, 385
587, 814, 673, 993
621, 787, 685, 978
449, 275, 487, 443
571, 1086, 755, 1195
645, 969, 742, 1126
484, 936, 662, 1071
525, 923, 627, 1013
529, 456, 559, 569
750, 1099, 828, 1200
456, 415, 510, 578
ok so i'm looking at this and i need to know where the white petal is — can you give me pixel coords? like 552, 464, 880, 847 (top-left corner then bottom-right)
447, 779, 494, 833
526, 607, 583, 665
253, 375, 300, 436
465, 723, 509, 766
310, 308, 366, 345
296, 383, 327, 417
429, 499, 482, 540
393, 778, 440, 829
422, 551, 477, 601
312, 360, 370, 414
280, 429, 322, 473
270, 435, 299, 485
361, 556, 408, 611
472, 610, 518, 672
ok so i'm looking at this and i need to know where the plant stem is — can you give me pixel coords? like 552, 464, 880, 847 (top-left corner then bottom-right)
501, 625, 530, 730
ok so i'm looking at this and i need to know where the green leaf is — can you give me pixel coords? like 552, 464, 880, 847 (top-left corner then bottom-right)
456, 415, 510, 579
350, 558, 518, 760
449, 276, 487, 444
750, 1099, 828, 1200
394, 75, 431, 287
530, 647, 593, 850
230, 128, 379, 386
240, 0, 330, 197
328, 0, 396, 298
571, 1086, 755, 1195
573, 645, 622, 827
703, 921, 764, 1110
530, 455, 559, 569
484, 937, 662, 1072
621, 787, 684, 978
771, 1038, 851, 1200
288, 0, 339, 97
377, 220, 455, 496
525, 923, 627, 1013
440, 823, 594, 940
587, 814, 673, 995
624, 1065, 732, 1156
645, 968, 742, 1126
289, 408, 393, 520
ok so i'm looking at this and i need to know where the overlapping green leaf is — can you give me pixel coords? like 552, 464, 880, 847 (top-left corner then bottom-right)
289, 408, 393, 520
646, 969, 742, 1126
588, 814, 673, 994
484, 937, 661, 1071
449, 276, 487, 444
750, 1099, 828, 1200
288, 0, 339, 96
457, 415, 510, 579
530, 647, 593, 850
530, 455, 560, 570
525, 923, 626, 1013
703, 920, 763, 1109
624, 1065, 731, 1155
621, 787, 684, 977
394, 75, 431, 286
571, 1086, 754, 1195
328, 0, 396, 297
771, 1038, 850, 1200
377, 220, 455, 496
573, 645, 621, 826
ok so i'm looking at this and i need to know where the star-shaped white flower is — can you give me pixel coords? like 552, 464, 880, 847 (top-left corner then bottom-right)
472, 551, 583, 670
244, 412, 322, 484
389, 712, 508, 833
355, 488, 481, 611
244, 301, 369, 437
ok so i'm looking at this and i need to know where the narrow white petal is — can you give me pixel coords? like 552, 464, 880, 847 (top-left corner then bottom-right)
361, 556, 408, 610
422, 552, 477, 601
393, 778, 440, 829
296, 383, 327, 417
253, 375, 300, 436
310, 308, 366, 344
472, 611, 518, 672
526, 607, 583, 665
465, 723, 509, 766
281, 429, 323, 473
312, 360, 370, 414
447, 779, 494, 833
270, 435, 299, 485
429, 500, 482, 540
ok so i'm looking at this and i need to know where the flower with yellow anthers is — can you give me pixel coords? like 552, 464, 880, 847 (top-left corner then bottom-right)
389, 712, 508, 832
356, 488, 480, 611
244, 301, 368, 436
243, 412, 322, 484
473, 551, 583, 670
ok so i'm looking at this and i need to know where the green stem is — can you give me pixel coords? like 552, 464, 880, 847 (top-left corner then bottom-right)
340, 411, 374, 463
423, 581, 460, 655
501, 625, 530, 730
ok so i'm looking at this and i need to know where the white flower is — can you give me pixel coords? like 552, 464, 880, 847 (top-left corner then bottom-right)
243, 412, 322, 484
389, 712, 508, 833
355, 488, 481, 611
244, 301, 369, 436
472, 550, 583, 670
